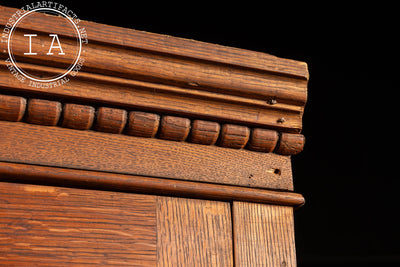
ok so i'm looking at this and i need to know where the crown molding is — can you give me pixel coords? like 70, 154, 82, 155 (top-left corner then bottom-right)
0, 6, 308, 135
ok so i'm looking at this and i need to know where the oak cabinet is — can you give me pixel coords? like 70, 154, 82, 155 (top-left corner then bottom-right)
0, 5, 307, 266
0, 182, 297, 266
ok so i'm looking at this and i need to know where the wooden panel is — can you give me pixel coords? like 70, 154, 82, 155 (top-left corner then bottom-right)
0, 182, 157, 266
233, 202, 297, 267
0, 121, 294, 190
157, 197, 233, 266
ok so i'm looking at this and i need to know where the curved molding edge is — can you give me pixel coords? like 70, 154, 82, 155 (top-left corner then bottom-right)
0, 162, 305, 208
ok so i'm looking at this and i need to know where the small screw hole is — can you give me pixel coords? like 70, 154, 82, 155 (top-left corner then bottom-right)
274, 169, 281, 175
277, 117, 286, 123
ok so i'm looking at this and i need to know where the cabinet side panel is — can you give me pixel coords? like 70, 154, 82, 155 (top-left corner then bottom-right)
233, 202, 296, 266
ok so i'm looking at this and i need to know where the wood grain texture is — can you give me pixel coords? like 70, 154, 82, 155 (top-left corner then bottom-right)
61, 103, 95, 130
0, 121, 294, 190
0, 94, 26, 121
219, 124, 250, 149
94, 107, 127, 134
0, 6, 308, 79
157, 197, 233, 267
248, 128, 279, 152
0, 6, 307, 266
26, 98, 61, 126
189, 120, 220, 145
0, 93, 305, 155
0, 162, 305, 207
0, 9, 307, 103
0, 7, 308, 81
127, 111, 160, 138
0, 181, 157, 266
0, 5, 308, 134
0, 63, 304, 133
158, 115, 191, 141
233, 202, 297, 267
276, 133, 305, 155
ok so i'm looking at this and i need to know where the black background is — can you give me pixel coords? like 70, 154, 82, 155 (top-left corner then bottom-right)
2, 1, 399, 266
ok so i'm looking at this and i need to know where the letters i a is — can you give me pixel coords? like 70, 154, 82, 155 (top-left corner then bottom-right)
23, 34, 65, 55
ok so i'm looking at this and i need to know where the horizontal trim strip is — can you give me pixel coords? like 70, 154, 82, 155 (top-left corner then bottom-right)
0, 6, 309, 80
0, 162, 305, 208
3, 31, 307, 105
0, 121, 294, 190
0, 61, 303, 133
0, 93, 305, 155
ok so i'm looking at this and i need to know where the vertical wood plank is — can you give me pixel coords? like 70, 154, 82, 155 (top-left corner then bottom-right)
233, 202, 297, 267
157, 197, 233, 267
0, 182, 157, 266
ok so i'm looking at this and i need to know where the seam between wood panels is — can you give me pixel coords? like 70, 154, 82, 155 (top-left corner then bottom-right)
230, 201, 236, 267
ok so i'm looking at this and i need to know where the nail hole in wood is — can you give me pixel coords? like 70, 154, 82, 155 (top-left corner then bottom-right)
277, 117, 285, 123
267, 97, 277, 105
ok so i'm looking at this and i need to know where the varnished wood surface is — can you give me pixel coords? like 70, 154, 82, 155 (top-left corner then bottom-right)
0, 181, 157, 266
0, 5, 308, 134
157, 197, 233, 266
0, 5, 306, 266
233, 202, 297, 267
0, 6, 308, 79
0, 62, 305, 133
0, 121, 295, 190
219, 124, 250, 149
0, 93, 305, 155
158, 115, 191, 141
188, 120, 220, 145
61, 103, 95, 130
247, 128, 279, 152
0, 94, 25, 121
94, 107, 127, 134
127, 111, 160, 138
26, 98, 61, 126
275, 133, 306, 156
1, 182, 291, 266
0, 162, 305, 207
